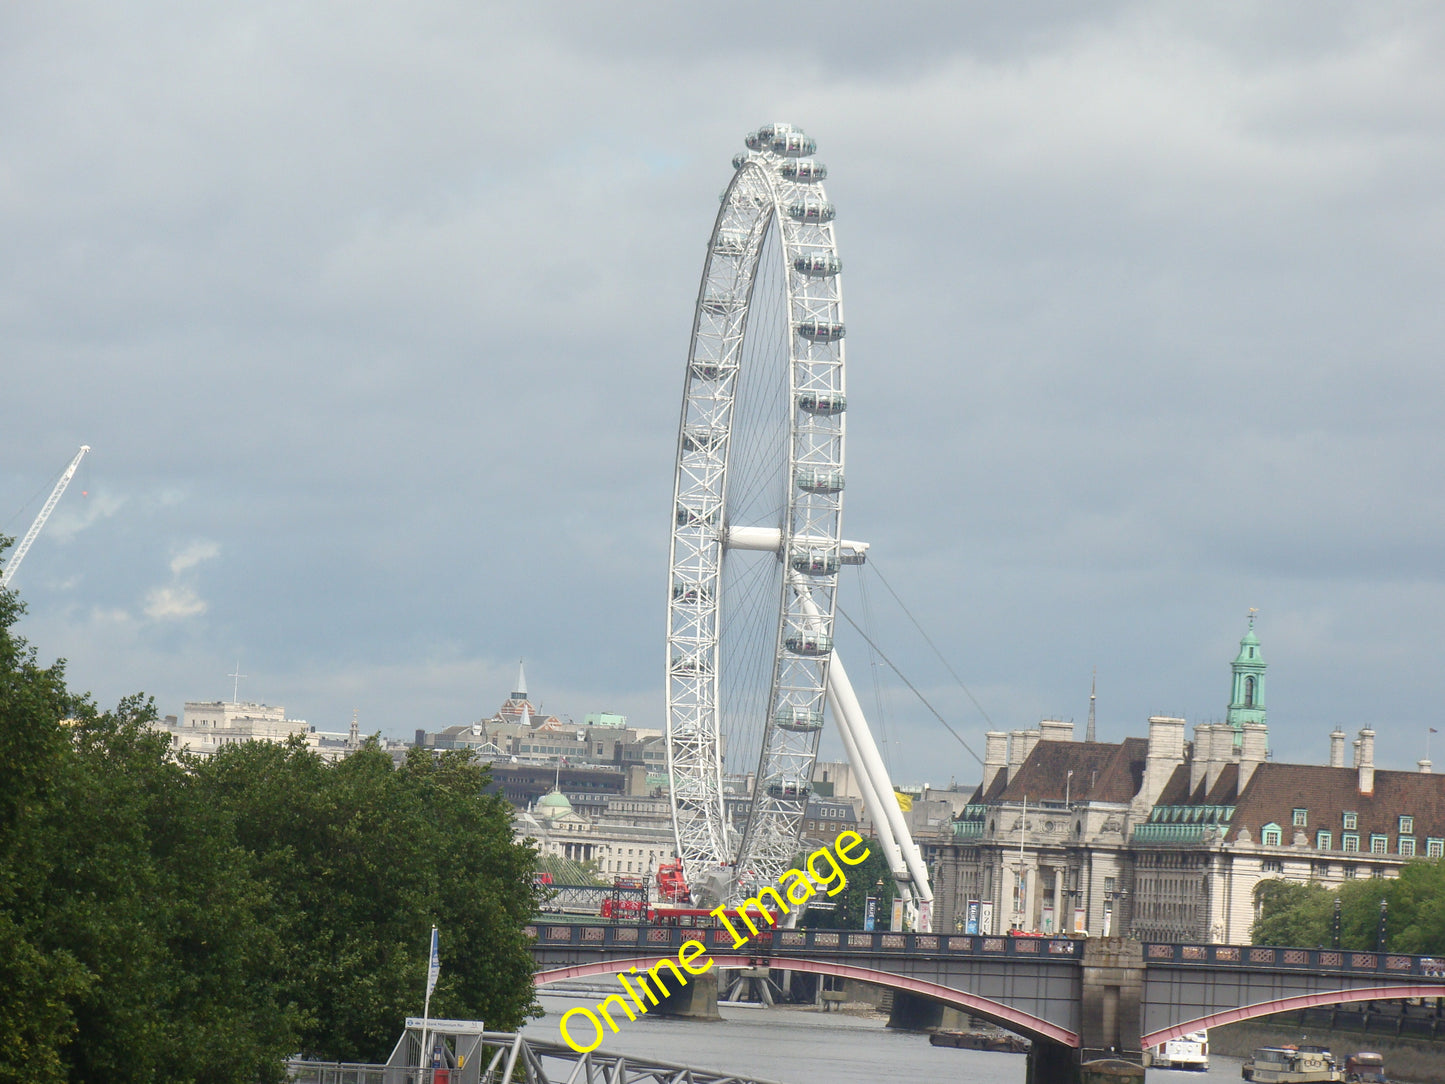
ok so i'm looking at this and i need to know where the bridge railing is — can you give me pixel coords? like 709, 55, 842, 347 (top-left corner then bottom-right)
526, 922, 1082, 960
1141, 941, 1445, 980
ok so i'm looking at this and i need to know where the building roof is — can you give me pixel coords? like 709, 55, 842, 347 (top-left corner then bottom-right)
1154, 762, 1241, 806
1227, 763, 1445, 845
979, 737, 1148, 806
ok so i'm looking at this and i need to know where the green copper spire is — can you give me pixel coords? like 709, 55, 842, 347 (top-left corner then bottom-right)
1226, 610, 1267, 737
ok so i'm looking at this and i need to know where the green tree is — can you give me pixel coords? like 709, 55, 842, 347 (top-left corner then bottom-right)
1252, 879, 1334, 947
192, 739, 543, 1062
828, 840, 897, 930
0, 552, 543, 1079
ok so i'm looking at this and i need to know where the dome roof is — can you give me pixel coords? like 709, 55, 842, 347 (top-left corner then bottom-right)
536, 788, 573, 819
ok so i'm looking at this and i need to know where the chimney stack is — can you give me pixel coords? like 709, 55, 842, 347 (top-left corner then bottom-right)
1419, 760, 1433, 774
1039, 718, 1075, 743
1190, 722, 1210, 794
1204, 724, 1234, 793
983, 731, 1009, 793
1329, 728, 1346, 769
1358, 727, 1376, 795
1238, 722, 1268, 791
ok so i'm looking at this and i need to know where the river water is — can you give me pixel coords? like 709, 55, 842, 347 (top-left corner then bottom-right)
526, 991, 1248, 1083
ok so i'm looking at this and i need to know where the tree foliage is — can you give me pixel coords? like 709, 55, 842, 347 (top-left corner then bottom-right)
0, 564, 542, 1081
1253, 862, 1445, 954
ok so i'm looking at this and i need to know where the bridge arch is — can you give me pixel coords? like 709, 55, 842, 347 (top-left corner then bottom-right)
1143, 984, 1445, 1048
535, 954, 1079, 1047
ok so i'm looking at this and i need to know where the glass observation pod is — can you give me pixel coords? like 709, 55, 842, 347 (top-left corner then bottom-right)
772, 132, 817, 157
780, 159, 827, 182
788, 199, 836, 224
774, 706, 824, 733
785, 633, 833, 657
675, 505, 718, 528
789, 547, 840, 576
713, 230, 748, 257
671, 655, 712, 676
795, 468, 845, 494
690, 357, 739, 380
682, 427, 725, 453
839, 545, 868, 566
796, 320, 846, 343
793, 253, 843, 277
731, 152, 754, 170
797, 392, 847, 416
766, 782, 811, 800
672, 582, 713, 604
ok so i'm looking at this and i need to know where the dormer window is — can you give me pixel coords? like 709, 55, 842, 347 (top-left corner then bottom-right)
1262, 822, 1283, 846
1343, 812, 1358, 831
1293, 808, 1308, 827
1400, 815, 1414, 835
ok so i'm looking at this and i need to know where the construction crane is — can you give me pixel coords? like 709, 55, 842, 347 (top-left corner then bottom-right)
1, 445, 90, 589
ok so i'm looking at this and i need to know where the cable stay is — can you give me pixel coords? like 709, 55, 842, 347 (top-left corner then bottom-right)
834, 605, 985, 768
866, 561, 1001, 731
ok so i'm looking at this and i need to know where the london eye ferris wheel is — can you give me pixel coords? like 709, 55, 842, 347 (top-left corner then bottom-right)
665, 124, 932, 923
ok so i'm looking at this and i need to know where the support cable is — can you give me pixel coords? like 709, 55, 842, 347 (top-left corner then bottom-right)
867, 562, 1000, 732
834, 606, 984, 767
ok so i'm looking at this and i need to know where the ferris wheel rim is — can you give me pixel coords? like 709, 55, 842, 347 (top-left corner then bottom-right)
666, 124, 847, 901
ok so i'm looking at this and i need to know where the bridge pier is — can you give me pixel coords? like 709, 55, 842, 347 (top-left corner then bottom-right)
651, 969, 721, 1021
1025, 1039, 1080, 1084
1079, 937, 1144, 1065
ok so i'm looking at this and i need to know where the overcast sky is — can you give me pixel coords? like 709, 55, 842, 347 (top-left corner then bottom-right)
4, 3, 1443, 785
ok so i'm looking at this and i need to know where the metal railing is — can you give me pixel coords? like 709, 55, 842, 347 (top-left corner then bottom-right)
531, 922, 1445, 979
528, 922, 1081, 959
292, 1033, 793, 1084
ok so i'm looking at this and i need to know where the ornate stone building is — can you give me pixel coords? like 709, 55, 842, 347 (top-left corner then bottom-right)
935, 618, 1445, 944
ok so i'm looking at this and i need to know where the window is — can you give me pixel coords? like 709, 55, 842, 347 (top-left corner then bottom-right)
1400, 837, 1416, 857
1261, 823, 1283, 846
1317, 830, 1333, 851
1293, 808, 1308, 827
1104, 877, 1116, 893
1370, 835, 1388, 855
1245, 676, 1256, 706
1343, 834, 1360, 852
1400, 815, 1414, 835
1344, 864, 1358, 879
1262, 859, 1284, 873
1343, 812, 1358, 831
1428, 838, 1444, 858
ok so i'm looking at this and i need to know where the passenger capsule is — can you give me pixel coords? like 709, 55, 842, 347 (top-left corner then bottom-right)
795, 469, 845, 494
675, 505, 718, 528
839, 544, 868, 566
793, 253, 842, 277
772, 132, 817, 157
766, 782, 811, 800
780, 159, 827, 182
788, 199, 836, 224
712, 230, 747, 258
672, 582, 713, 604
796, 320, 845, 343
682, 427, 725, 453
732, 152, 751, 170
690, 358, 738, 380
789, 547, 840, 576
774, 706, 824, 733
785, 633, 832, 657
797, 392, 847, 416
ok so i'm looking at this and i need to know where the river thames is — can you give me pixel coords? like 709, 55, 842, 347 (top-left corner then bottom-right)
527, 991, 1248, 1083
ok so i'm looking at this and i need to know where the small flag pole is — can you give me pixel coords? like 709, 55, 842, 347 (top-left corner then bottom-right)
419, 926, 440, 1083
